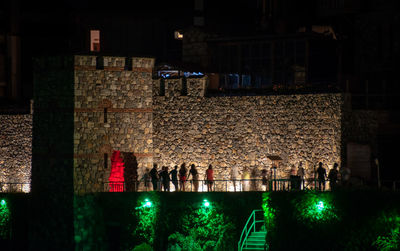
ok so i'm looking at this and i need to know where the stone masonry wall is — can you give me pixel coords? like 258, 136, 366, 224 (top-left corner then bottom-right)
74, 56, 154, 193
73, 55, 342, 192
0, 114, 32, 192
154, 79, 342, 189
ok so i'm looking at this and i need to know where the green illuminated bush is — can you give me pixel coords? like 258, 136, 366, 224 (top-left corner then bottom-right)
262, 193, 275, 230
133, 193, 160, 247
0, 199, 10, 239
293, 191, 339, 224
168, 203, 235, 251
373, 213, 400, 251
132, 242, 152, 251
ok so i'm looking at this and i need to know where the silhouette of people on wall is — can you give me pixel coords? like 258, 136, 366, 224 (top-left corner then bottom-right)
317, 162, 327, 191
170, 165, 179, 191
150, 163, 159, 191
188, 164, 199, 192
242, 167, 250, 191
231, 165, 239, 192
179, 163, 187, 191
328, 163, 339, 190
206, 164, 214, 192
141, 168, 151, 191
297, 162, 305, 190
160, 166, 170, 192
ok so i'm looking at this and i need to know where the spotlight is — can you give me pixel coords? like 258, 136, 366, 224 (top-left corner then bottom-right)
203, 199, 210, 207
144, 198, 152, 207
0, 199, 6, 206
316, 201, 324, 211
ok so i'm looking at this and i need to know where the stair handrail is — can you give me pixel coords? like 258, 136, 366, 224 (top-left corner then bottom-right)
238, 209, 264, 251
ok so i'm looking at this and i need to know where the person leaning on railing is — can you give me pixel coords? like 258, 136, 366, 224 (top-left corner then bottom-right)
205, 164, 214, 192
188, 164, 199, 192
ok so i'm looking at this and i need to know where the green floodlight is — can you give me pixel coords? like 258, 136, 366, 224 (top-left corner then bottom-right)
143, 198, 152, 208
0, 199, 6, 206
203, 199, 210, 207
316, 201, 324, 212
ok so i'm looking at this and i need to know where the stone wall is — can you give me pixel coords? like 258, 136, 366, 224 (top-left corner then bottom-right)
74, 56, 155, 193
154, 80, 342, 188
0, 114, 31, 192
73, 55, 342, 192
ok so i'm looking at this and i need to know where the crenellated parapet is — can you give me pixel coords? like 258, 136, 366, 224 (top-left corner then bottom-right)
153, 76, 208, 98
74, 55, 155, 72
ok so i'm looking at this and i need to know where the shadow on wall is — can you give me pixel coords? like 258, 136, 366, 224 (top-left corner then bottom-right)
122, 152, 139, 192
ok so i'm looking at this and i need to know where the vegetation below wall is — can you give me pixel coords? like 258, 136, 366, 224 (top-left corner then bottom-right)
74, 192, 262, 251
1, 191, 399, 250
263, 191, 400, 251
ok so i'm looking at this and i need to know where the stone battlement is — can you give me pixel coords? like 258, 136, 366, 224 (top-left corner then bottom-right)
153, 77, 208, 98
74, 55, 155, 71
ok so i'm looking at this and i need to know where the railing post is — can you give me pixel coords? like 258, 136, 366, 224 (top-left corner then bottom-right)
253, 212, 256, 232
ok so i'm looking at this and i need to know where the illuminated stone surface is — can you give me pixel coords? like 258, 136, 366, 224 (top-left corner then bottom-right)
73, 55, 344, 192
0, 114, 32, 192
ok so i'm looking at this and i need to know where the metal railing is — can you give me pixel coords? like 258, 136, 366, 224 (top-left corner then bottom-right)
238, 209, 265, 251
100, 178, 329, 192
0, 183, 31, 193
3, 180, 400, 193
380, 180, 400, 191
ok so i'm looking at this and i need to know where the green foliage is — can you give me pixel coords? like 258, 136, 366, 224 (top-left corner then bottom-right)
374, 214, 400, 251
168, 204, 235, 251
133, 193, 160, 246
0, 199, 10, 239
74, 195, 106, 250
293, 191, 339, 224
132, 242, 153, 251
262, 193, 275, 230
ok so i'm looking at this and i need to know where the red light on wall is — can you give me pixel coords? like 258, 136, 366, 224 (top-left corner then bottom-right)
109, 150, 125, 192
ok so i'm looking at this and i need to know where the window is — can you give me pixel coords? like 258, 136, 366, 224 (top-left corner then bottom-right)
104, 108, 108, 123
104, 153, 108, 169
90, 30, 100, 52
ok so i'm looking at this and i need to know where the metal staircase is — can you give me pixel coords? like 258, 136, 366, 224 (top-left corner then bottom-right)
238, 209, 267, 251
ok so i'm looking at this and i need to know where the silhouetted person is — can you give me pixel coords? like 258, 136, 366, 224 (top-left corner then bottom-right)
328, 163, 339, 190
206, 164, 214, 192
251, 168, 258, 191
150, 164, 159, 191
231, 165, 239, 192
179, 163, 187, 191
160, 166, 170, 192
290, 165, 297, 190
340, 164, 351, 187
188, 164, 199, 192
297, 162, 305, 190
242, 167, 250, 191
170, 165, 178, 191
141, 168, 150, 191
261, 169, 268, 191
317, 162, 327, 191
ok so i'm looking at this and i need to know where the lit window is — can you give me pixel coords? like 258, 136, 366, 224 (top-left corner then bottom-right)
174, 31, 183, 40
90, 30, 100, 52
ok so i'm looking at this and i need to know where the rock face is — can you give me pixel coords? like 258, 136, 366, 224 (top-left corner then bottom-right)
73, 55, 342, 193
0, 114, 32, 192
154, 92, 342, 188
